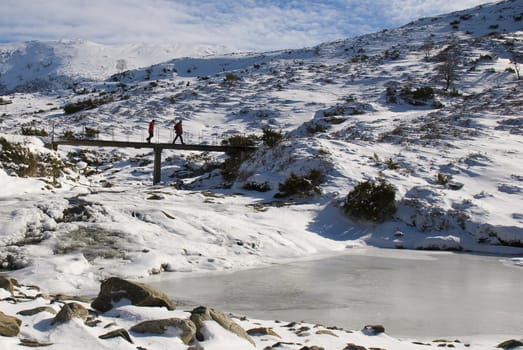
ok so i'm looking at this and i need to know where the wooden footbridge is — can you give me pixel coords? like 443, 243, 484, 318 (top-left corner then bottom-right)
52, 139, 257, 185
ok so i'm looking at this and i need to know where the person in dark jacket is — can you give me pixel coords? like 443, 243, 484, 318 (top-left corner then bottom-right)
146, 120, 155, 143
173, 119, 185, 144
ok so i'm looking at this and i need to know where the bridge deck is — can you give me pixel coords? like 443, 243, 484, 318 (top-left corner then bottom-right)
52, 139, 257, 152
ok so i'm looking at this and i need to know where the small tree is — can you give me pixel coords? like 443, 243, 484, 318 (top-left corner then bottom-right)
224, 73, 241, 87
115, 59, 127, 73
421, 40, 435, 60
509, 53, 521, 80
437, 45, 460, 90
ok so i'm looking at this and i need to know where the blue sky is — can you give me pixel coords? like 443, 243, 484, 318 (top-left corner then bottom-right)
1, 0, 490, 51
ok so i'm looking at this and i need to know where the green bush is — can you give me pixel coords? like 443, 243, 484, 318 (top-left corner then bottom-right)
221, 134, 257, 148
306, 123, 329, 134
225, 73, 240, 81
448, 89, 462, 97
351, 54, 368, 63
343, 179, 396, 222
0, 137, 64, 178
220, 134, 257, 183
63, 130, 76, 139
385, 158, 400, 170
84, 127, 100, 139
63, 96, 113, 114
275, 169, 324, 198
243, 181, 271, 192
401, 86, 434, 100
437, 173, 452, 186
385, 87, 397, 103
224, 73, 241, 87
399, 86, 436, 106
21, 124, 49, 136
261, 127, 283, 147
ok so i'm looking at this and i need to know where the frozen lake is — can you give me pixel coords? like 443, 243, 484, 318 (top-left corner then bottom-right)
151, 248, 523, 338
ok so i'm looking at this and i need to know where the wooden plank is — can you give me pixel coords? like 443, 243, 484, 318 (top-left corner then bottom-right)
52, 139, 257, 153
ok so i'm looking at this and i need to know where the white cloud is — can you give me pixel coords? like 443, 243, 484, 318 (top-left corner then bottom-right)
370, 0, 493, 23
0, 0, 490, 51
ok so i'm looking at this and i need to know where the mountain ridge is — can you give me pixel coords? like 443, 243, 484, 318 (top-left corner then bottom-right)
1, 0, 521, 94
0, 39, 234, 93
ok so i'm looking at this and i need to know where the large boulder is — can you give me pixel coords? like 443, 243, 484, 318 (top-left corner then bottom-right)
0, 276, 14, 295
131, 318, 196, 344
497, 339, 523, 349
51, 302, 89, 325
362, 324, 385, 335
91, 277, 176, 312
0, 311, 21, 337
190, 306, 254, 346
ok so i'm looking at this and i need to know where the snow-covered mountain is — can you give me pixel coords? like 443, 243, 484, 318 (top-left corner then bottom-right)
0, 39, 232, 93
0, 0, 522, 286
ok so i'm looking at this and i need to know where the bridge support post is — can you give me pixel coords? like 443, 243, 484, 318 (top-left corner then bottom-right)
153, 147, 162, 185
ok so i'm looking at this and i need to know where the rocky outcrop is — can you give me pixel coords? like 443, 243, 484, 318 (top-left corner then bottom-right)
91, 277, 176, 312
51, 302, 89, 325
190, 306, 254, 346
131, 318, 196, 344
0, 311, 21, 337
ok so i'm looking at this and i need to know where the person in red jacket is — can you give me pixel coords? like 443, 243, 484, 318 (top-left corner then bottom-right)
173, 119, 185, 144
146, 119, 155, 143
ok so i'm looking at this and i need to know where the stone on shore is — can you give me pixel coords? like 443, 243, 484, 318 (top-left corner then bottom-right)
0, 311, 22, 337
247, 326, 281, 338
99, 328, 134, 344
131, 318, 196, 344
0, 276, 15, 295
497, 339, 523, 349
51, 302, 89, 325
17, 306, 57, 316
190, 306, 254, 346
91, 277, 176, 312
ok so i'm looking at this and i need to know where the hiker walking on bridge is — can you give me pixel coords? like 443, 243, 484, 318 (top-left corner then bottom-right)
173, 119, 185, 144
146, 119, 155, 143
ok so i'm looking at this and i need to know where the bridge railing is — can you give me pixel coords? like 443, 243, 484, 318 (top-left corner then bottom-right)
51, 124, 245, 146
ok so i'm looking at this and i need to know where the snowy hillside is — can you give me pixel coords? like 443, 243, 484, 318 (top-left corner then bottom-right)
0, 0, 522, 287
